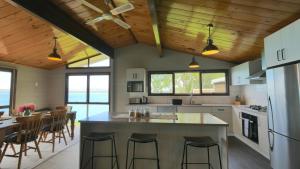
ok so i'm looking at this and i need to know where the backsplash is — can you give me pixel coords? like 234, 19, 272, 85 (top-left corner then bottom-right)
147, 86, 241, 105
240, 84, 268, 106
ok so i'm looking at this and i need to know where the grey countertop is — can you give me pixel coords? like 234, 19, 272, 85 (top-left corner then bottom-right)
79, 112, 228, 126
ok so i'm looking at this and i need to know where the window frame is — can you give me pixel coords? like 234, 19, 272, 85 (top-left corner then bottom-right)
0, 67, 17, 114
148, 69, 229, 96
66, 54, 111, 69
65, 73, 111, 111
148, 71, 174, 95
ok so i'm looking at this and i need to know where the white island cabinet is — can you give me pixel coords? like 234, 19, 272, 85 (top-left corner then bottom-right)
79, 112, 229, 169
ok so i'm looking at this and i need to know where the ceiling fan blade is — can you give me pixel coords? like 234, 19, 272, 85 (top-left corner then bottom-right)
113, 18, 131, 29
86, 16, 105, 25
79, 0, 103, 13
110, 3, 134, 15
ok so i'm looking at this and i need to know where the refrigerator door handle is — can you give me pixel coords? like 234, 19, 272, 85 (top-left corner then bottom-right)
268, 130, 274, 151
268, 96, 275, 130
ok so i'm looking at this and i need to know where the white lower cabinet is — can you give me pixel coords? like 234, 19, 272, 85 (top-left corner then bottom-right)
232, 107, 242, 136
211, 107, 233, 134
177, 106, 212, 113
232, 107, 270, 159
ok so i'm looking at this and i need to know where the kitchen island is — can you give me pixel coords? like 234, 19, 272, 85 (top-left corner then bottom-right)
79, 112, 228, 169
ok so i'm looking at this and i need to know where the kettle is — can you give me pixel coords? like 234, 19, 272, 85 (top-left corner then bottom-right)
142, 96, 148, 104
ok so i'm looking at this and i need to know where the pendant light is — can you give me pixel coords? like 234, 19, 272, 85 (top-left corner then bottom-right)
188, 56, 200, 69
48, 37, 62, 61
202, 24, 219, 55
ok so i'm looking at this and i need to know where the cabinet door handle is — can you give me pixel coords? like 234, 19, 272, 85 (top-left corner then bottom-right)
281, 48, 286, 60
277, 50, 281, 61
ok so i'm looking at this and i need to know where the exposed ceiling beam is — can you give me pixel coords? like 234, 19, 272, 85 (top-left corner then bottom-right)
148, 0, 162, 57
7, 0, 114, 58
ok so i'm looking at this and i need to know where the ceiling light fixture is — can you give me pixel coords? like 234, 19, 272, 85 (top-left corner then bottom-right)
202, 24, 219, 55
188, 56, 200, 69
48, 37, 62, 61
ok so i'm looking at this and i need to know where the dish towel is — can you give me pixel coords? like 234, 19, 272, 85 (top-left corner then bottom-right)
244, 119, 249, 137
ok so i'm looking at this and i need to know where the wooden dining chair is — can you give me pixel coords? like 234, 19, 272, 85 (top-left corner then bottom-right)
38, 109, 68, 152
56, 106, 72, 137
0, 114, 43, 169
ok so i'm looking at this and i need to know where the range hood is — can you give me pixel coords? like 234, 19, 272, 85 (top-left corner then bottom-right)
246, 58, 266, 80
246, 70, 266, 80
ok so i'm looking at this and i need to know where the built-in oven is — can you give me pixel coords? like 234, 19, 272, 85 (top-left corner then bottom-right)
241, 112, 259, 143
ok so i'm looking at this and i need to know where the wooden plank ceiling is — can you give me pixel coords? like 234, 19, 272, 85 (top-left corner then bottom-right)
0, 0, 104, 69
1, 0, 300, 69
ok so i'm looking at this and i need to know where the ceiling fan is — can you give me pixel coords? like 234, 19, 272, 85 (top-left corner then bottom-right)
80, 0, 134, 29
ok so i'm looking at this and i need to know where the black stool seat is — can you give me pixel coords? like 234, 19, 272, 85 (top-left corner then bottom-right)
80, 132, 119, 169
126, 133, 160, 169
181, 136, 222, 169
184, 136, 217, 147
129, 133, 157, 143
83, 132, 115, 141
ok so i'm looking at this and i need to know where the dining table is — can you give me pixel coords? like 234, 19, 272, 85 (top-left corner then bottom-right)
0, 111, 77, 152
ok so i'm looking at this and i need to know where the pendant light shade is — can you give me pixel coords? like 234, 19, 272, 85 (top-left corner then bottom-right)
189, 57, 200, 69
202, 24, 219, 56
48, 37, 62, 61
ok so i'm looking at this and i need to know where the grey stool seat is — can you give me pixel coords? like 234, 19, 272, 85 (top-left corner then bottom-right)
80, 132, 119, 169
126, 133, 160, 169
129, 133, 157, 143
184, 136, 218, 147
181, 136, 222, 169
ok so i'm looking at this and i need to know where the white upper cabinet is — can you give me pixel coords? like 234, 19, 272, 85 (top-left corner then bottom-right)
264, 19, 300, 68
126, 68, 146, 81
231, 59, 262, 86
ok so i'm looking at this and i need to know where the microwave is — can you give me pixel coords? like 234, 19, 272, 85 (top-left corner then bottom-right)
127, 81, 144, 92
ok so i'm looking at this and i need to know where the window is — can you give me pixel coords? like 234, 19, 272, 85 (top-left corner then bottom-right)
67, 54, 110, 68
66, 74, 110, 120
175, 72, 200, 94
201, 72, 227, 94
148, 70, 229, 96
150, 73, 173, 94
0, 68, 16, 115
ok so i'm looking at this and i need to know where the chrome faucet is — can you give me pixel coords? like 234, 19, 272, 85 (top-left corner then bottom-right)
189, 92, 194, 105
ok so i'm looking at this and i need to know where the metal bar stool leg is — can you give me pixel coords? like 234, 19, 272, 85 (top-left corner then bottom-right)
181, 141, 186, 169
111, 139, 113, 169
207, 147, 211, 169
126, 140, 130, 169
133, 141, 136, 169
217, 145, 223, 169
185, 144, 188, 169
80, 139, 86, 169
113, 136, 120, 169
154, 140, 160, 169
91, 140, 95, 169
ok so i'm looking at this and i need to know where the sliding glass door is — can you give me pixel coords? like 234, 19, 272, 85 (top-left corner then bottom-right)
0, 69, 14, 116
66, 74, 110, 120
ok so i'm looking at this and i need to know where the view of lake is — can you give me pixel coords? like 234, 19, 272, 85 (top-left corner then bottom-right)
0, 90, 109, 120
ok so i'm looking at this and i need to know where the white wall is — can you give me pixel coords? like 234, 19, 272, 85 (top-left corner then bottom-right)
114, 43, 239, 112
240, 84, 268, 106
48, 67, 65, 109
0, 61, 49, 109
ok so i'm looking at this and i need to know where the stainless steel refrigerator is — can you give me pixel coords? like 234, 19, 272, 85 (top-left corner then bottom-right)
267, 62, 300, 169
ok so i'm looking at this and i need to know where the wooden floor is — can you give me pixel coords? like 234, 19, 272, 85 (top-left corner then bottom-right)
34, 136, 272, 169
228, 136, 272, 169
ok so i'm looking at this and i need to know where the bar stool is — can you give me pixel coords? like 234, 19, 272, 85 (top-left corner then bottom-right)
181, 136, 222, 169
80, 132, 119, 169
125, 133, 160, 169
